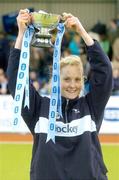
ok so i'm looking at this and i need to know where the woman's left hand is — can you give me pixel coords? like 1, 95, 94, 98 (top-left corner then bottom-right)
62, 13, 83, 33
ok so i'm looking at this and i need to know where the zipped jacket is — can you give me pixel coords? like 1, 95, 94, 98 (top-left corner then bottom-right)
7, 41, 112, 180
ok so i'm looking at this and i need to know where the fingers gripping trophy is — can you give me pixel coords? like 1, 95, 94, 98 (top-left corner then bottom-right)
13, 9, 66, 143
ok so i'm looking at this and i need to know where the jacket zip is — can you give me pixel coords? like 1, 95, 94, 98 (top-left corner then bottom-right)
65, 99, 69, 123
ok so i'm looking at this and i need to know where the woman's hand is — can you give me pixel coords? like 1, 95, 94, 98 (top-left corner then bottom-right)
15, 9, 31, 49
17, 9, 31, 35
62, 12, 94, 46
62, 13, 84, 33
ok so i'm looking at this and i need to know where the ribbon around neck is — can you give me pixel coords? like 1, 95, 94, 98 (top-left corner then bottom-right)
13, 25, 34, 129
46, 23, 65, 143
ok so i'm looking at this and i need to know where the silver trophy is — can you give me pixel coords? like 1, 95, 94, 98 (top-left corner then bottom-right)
30, 11, 62, 48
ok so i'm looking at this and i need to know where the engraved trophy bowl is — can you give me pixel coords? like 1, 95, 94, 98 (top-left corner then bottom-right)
30, 11, 60, 48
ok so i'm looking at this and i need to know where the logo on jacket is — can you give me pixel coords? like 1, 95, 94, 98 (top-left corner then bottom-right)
55, 124, 78, 133
72, 108, 80, 114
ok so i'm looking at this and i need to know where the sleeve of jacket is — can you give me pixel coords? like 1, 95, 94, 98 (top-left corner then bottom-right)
85, 41, 113, 131
6, 48, 47, 134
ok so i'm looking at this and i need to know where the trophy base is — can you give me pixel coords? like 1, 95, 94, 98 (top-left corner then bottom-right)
35, 33, 51, 39
31, 41, 52, 48
31, 33, 52, 48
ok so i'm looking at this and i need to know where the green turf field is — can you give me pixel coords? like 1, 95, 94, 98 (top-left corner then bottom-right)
0, 143, 32, 180
0, 143, 119, 180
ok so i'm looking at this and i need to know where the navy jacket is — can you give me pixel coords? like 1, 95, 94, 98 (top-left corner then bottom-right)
7, 41, 112, 180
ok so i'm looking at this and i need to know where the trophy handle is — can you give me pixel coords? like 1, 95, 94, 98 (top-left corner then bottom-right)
59, 14, 66, 23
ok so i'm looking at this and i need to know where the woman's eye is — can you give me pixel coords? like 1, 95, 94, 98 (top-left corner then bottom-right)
75, 78, 81, 82
64, 78, 70, 82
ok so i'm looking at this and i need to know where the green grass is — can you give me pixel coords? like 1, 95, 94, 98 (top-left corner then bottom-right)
0, 143, 32, 180
0, 143, 119, 180
102, 145, 119, 180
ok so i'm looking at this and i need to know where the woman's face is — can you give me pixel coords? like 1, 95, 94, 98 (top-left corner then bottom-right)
61, 65, 82, 99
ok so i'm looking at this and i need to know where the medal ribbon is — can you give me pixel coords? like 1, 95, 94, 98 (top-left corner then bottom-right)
13, 25, 34, 128
46, 23, 65, 143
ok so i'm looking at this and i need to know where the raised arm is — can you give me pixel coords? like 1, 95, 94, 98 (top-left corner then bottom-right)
7, 9, 47, 134
63, 13, 113, 130
15, 9, 31, 49
63, 13, 94, 46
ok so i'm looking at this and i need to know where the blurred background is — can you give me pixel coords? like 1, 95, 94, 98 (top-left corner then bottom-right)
0, 0, 119, 180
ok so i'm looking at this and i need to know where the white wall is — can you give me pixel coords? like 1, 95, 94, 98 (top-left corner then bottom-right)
0, 95, 119, 134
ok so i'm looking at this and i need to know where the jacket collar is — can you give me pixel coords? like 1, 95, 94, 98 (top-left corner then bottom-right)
62, 96, 79, 107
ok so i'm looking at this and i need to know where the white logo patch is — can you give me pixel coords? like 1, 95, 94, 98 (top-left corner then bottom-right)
72, 108, 80, 113
34, 115, 96, 137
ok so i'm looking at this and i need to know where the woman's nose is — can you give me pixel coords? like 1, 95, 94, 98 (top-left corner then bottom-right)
69, 80, 76, 88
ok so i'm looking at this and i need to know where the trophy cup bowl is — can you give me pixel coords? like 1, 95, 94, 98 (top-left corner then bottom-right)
30, 11, 60, 48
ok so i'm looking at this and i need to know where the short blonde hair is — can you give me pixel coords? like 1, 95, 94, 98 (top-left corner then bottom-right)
112, 61, 119, 70
60, 55, 84, 87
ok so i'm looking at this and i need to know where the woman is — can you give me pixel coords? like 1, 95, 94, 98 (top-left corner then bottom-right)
7, 9, 112, 180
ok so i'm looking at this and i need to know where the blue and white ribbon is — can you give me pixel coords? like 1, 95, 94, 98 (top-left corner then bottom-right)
13, 25, 34, 128
46, 23, 65, 143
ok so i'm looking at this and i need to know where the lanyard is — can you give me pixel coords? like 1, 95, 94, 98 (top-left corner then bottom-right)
13, 26, 34, 128
46, 23, 65, 143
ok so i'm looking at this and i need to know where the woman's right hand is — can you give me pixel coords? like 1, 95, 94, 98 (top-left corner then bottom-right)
15, 9, 31, 49
17, 9, 31, 35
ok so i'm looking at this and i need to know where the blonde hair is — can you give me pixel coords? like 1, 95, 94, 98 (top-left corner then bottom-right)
112, 61, 119, 70
60, 55, 84, 87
